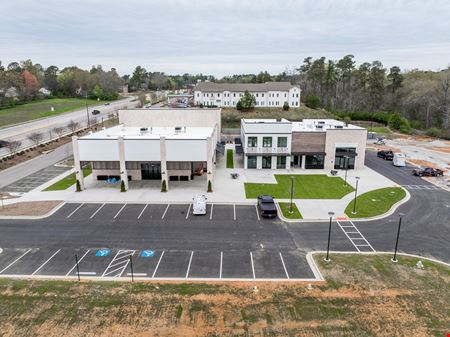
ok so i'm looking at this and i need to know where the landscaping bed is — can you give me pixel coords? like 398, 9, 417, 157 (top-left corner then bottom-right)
278, 202, 303, 219
43, 165, 92, 191
0, 201, 62, 216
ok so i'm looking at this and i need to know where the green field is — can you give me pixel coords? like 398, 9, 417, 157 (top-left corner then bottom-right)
278, 202, 303, 219
226, 149, 234, 168
245, 174, 354, 199
0, 98, 110, 127
345, 187, 407, 218
43, 165, 92, 191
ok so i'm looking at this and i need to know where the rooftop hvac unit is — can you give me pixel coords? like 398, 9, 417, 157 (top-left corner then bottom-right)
140, 127, 148, 132
335, 125, 344, 129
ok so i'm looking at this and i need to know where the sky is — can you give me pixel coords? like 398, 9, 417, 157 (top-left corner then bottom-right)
1, 0, 450, 77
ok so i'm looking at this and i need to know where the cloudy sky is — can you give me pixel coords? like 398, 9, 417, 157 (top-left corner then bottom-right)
1, 0, 449, 76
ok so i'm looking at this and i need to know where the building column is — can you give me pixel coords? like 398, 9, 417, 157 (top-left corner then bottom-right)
206, 136, 214, 191
72, 136, 85, 190
160, 137, 168, 191
301, 155, 306, 169
118, 136, 128, 191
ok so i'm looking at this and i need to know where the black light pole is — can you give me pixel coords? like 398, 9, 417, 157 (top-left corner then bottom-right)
75, 254, 80, 281
129, 255, 134, 282
391, 213, 404, 262
344, 156, 349, 186
289, 176, 294, 213
352, 177, 360, 214
325, 211, 334, 261
85, 92, 91, 128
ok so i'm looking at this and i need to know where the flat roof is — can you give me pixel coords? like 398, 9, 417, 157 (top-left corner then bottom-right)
292, 119, 364, 132
80, 125, 214, 140
242, 118, 290, 124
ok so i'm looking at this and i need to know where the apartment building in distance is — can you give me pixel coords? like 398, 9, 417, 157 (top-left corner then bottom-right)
193, 81, 301, 108
241, 119, 367, 170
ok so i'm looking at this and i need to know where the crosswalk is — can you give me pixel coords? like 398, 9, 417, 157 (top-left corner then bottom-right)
402, 184, 440, 190
101, 250, 135, 278
337, 220, 375, 252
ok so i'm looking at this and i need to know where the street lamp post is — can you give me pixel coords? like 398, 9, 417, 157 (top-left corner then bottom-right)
352, 177, 360, 214
391, 213, 404, 262
85, 93, 91, 128
325, 211, 334, 261
289, 176, 294, 213
344, 156, 349, 186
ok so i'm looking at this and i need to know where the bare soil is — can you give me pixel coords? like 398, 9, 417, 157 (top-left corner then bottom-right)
0, 200, 62, 216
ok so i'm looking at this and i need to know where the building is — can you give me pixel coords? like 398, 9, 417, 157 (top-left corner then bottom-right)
241, 119, 367, 170
72, 108, 221, 191
193, 82, 301, 108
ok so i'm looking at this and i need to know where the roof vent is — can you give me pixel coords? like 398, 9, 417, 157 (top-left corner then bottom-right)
140, 127, 148, 132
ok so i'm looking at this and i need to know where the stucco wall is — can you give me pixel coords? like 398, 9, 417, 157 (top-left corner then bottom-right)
324, 128, 367, 170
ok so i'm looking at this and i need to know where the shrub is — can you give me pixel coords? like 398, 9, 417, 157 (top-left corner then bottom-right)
161, 179, 167, 192
343, 116, 351, 126
236, 100, 243, 111
304, 95, 320, 109
120, 180, 126, 192
199, 103, 204, 108
76, 180, 81, 192
426, 127, 443, 138
388, 113, 403, 130
238, 91, 256, 110
207, 180, 212, 193
410, 120, 426, 130
283, 101, 289, 111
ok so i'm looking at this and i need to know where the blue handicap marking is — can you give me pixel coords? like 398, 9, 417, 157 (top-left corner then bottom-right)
140, 250, 155, 258
95, 249, 110, 257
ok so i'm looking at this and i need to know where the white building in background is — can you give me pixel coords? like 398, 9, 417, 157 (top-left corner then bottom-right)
193, 81, 301, 108
72, 108, 221, 191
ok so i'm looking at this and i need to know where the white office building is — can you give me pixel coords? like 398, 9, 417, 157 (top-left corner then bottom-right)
193, 82, 301, 108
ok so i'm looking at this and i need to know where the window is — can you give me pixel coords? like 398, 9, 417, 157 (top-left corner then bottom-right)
334, 147, 357, 169
277, 93, 279, 97
305, 154, 325, 169
233, 93, 236, 97
247, 156, 257, 169
256, 93, 259, 97
284, 93, 287, 97
277, 137, 287, 147
248, 137, 257, 147
262, 156, 272, 169
197, 93, 199, 97
217, 93, 220, 97
277, 156, 286, 169
262, 93, 264, 97
296, 93, 299, 97
263, 137, 272, 147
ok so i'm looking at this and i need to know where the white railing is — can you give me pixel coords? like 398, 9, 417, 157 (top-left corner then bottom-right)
245, 147, 290, 154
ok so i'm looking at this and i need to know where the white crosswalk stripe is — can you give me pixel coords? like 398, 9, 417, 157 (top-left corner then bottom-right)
402, 185, 440, 190
101, 250, 135, 278
337, 220, 375, 253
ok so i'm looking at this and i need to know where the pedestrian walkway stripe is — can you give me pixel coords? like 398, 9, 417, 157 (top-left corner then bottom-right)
337, 220, 375, 253
101, 250, 135, 278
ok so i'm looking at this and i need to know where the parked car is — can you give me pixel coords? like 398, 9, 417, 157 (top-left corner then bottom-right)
104, 102, 110, 106
192, 194, 207, 215
91, 109, 100, 115
257, 195, 278, 219
0, 140, 10, 148
377, 150, 394, 160
412, 167, 444, 177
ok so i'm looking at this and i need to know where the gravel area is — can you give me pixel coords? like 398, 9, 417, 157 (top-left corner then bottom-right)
0, 201, 62, 216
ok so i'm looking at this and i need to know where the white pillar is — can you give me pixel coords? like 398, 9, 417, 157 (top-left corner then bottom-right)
160, 137, 168, 191
301, 155, 306, 169
118, 136, 128, 191
72, 136, 85, 190
206, 136, 213, 191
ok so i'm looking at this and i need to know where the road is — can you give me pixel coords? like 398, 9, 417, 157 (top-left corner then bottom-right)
0, 96, 139, 157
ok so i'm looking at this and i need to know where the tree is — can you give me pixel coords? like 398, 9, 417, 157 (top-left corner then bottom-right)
67, 120, 80, 133
161, 179, 167, 192
27, 132, 43, 147
120, 180, 126, 192
44, 65, 59, 94
387, 66, 403, 93
283, 101, 289, 111
76, 180, 81, 192
129, 66, 148, 91
6, 140, 22, 156
22, 70, 39, 97
304, 94, 320, 109
238, 91, 256, 110
207, 180, 212, 193
53, 126, 65, 139
367, 61, 386, 110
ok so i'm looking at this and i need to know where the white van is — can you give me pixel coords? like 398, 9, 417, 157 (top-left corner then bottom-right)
393, 153, 406, 167
192, 194, 207, 215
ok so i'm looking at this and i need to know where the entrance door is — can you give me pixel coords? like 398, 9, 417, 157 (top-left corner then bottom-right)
141, 163, 161, 180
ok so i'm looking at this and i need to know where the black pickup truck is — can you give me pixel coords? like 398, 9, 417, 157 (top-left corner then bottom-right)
257, 195, 278, 219
377, 150, 394, 160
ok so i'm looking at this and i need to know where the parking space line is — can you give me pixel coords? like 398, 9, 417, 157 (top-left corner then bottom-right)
102, 250, 135, 278
0, 249, 31, 274
31, 249, 61, 275
185, 251, 194, 278
210, 204, 214, 220
219, 251, 223, 279
66, 250, 90, 276
161, 204, 170, 219
90, 203, 105, 219
78, 271, 96, 275
67, 203, 84, 218
255, 205, 260, 221
186, 204, 192, 220
152, 251, 165, 278
279, 252, 290, 279
137, 204, 148, 219
113, 204, 127, 219
250, 252, 255, 279
233, 204, 236, 221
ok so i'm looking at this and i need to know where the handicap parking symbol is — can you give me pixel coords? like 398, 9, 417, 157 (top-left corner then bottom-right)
95, 249, 110, 257
140, 250, 155, 258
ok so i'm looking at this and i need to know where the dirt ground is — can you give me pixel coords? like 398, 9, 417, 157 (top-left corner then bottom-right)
0, 200, 62, 216
0, 254, 448, 337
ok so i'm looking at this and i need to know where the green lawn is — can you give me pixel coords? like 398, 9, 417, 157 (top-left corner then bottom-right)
345, 187, 406, 218
278, 202, 303, 219
43, 165, 92, 191
368, 126, 392, 135
226, 149, 234, 168
0, 98, 111, 127
245, 174, 354, 199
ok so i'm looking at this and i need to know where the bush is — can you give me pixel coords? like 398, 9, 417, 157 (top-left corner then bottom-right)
161, 179, 167, 192
283, 101, 289, 111
410, 120, 426, 130
389, 113, 411, 133
426, 127, 443, 138
304, 95, 320, 109
236, 100, 243, 111
334, 111, 391, 125
120, 180, 126, 192
76, 180, 81, 192
199, 103, 204, 108
207, 180, 212, 193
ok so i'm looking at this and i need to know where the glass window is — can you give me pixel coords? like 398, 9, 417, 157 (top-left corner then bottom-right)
277, 156, 286, 168
247, 156, 257, 169
262, 137, 272, 147
248, 137, 257, 147
262, 93, 264, 97
305, 154, 325, 169
262, 156, 272, 169
277, 137, 287, 147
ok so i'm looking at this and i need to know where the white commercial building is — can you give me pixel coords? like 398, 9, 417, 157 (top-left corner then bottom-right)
193, 82, 301, 108
72, 108, 220, 191
241, 119, 367, 170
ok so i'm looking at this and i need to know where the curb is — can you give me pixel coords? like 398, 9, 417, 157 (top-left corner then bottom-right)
0, 201, 65, 220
